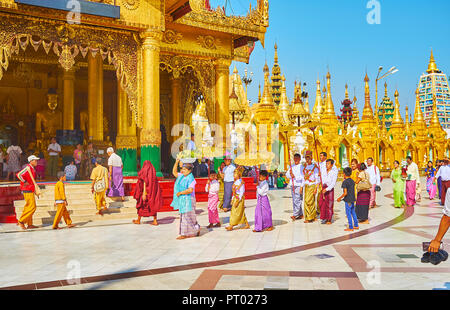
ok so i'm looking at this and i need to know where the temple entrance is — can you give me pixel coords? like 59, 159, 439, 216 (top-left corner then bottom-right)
0, 41, 126, 179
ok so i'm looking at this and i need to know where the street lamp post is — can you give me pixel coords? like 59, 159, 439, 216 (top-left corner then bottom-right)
375, 66, 399, 167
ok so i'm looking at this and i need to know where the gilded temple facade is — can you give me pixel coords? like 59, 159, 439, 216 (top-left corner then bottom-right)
0, 0, 269, 176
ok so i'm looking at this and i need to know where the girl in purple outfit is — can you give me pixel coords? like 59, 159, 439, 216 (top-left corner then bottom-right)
253, 170, 274, 232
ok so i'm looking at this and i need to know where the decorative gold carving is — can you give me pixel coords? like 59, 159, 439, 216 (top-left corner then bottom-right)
140, 128, 162, 146
116, 135, 138, 149
0, 16, 139, 128
162, 30, 183, 45
197, 35, 220, 50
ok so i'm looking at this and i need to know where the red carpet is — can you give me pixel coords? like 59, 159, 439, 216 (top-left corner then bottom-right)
0, 177, 257, 223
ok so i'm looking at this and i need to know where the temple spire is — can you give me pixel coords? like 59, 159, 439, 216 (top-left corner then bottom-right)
279, 75, 290, 124
427, 48, 440, 74
270, 43, 282, 105
430, 94, 440, 126
345, 84, 349, 100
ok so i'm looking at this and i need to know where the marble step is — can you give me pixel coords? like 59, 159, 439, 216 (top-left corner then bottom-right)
15, 199, 136, 210
16, 206, 137, 218
31, 211, 141, 226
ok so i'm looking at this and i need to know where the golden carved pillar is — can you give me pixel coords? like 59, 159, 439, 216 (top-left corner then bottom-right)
88, 52, 104, 142
215, 59, 231, 150
62, 68, 76, 130
140, 30, 163, 176
170, 76, 182, 143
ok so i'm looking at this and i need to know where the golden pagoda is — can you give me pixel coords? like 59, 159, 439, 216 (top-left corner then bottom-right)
311, 79, 324, 121
0, 0, 269, 177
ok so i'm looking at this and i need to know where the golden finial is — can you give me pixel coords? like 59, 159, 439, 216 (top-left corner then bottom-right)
362, 73, 374, 120
274, 42, 278, 63
427, 48, 440, 74
312, 79, 323, 120
324, 71, 336, 118
384, 81, 388, 97
345, 84, 349, 100
233, 65, 238, 75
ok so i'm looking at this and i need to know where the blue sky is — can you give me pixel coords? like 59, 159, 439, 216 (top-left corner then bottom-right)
211, 0, 450, 117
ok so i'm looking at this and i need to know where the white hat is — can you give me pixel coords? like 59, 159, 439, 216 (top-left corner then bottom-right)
107, 147, 114, 153
28, 155, 39, 162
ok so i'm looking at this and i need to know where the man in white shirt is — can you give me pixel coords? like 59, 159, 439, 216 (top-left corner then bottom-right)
320, 159, 338, 224
428, 188, 450, 254
47, 137, 61, 179
366, 157, 381, 208
302, 151, 320, 223
107, 147, 125, 201
435, 159, 450, 205
219, 156, 236, 212
286, 153, 304, 221
405, 156, 420, 207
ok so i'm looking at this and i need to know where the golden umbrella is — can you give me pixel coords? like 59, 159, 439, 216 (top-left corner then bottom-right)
280, 124, 302, 170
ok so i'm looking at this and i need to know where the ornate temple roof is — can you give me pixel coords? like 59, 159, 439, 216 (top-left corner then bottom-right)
362, 73, 375, 121
391, 90, 404, 126
278, 75, 291, 125
270, 43, 282, 105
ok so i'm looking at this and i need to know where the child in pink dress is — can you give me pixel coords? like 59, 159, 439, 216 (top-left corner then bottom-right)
205, 171, 221, 228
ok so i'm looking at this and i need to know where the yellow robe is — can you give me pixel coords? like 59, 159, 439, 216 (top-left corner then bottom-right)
53, 181, 72, 228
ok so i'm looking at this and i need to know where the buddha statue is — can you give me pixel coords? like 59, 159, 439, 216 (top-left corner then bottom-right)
80, 109, 89, 143
36, 91, 62, 143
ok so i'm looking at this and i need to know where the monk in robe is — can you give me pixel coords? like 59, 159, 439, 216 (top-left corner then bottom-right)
133, 160, 162, 226
107, 147, 125, 202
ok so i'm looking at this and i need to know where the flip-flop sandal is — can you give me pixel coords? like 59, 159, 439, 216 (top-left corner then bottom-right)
430, 252, 444, 265
439, 249, 448, 262
421, 252, 431, 263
